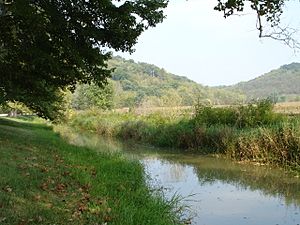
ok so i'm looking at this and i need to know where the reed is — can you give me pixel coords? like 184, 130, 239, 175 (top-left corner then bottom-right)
69, 101, 300, 171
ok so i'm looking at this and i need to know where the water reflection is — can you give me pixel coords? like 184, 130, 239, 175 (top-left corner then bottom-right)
141, 157, 300, 225
155, 155, 300, 207
59, 127, 300, 225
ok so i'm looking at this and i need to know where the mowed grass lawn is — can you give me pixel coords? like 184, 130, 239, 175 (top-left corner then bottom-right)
0, 118, 180, 225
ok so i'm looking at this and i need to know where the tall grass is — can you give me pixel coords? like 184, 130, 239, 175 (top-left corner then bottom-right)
0, 118, 182, 225
69, 100, 300, 171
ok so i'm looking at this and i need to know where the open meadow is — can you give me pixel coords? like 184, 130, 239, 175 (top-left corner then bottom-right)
274, 101, 300, 114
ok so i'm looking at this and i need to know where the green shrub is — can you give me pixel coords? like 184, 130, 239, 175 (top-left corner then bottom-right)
194, 105, 236, 127
193, 99, 284, 128
235, 99, 284, 128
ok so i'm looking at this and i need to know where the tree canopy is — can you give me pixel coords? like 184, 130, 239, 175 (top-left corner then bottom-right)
72, 82, 114, 110
0, 0, 168, 119
0, 0, 296, 119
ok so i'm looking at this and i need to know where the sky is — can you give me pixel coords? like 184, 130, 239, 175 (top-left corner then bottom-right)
116, 0, 300, 87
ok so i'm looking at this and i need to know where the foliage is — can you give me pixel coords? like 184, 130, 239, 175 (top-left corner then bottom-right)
214, 0, 284, 25
194, 99, 283, 128
0, 102, 10, 114
72, 82, 114, 110
109, 58, 300, 109
68, 103, 300, 171
223, 63, 300, 102
0, 118, 182, 225
236, 99, 282, 127
0, 0, 168, 119
0, 101, 33, 115
108, 56, 245, 108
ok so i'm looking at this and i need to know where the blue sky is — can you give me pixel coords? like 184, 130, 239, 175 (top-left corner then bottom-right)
116, 0, 300, 86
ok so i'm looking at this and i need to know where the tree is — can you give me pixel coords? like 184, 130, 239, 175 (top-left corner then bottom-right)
72, 82, 113, 110
0, 0, 168, 119
214, 0, 299, 48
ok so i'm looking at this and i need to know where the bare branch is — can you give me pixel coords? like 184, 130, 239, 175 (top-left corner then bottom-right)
251, 1, 300, 50
214, 1, 300, 50
261, 26, 300, 51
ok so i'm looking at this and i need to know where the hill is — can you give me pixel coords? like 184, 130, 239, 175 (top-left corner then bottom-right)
108, 56, 244, 108
224, 63, 300, 102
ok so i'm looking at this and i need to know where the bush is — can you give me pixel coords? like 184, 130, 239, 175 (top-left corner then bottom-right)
193, 105, 236, 127
235, 99, 283, 128
193, 99, 284, 128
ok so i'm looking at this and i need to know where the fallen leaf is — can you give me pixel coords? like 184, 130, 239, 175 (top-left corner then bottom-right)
33, 195, 41, 201
89, 208, 100, 215
40, 182, 48, 191
56, 183, 66, 192
81, 193, 90, 202
17, 219, 27, 225
18, 165, 27, 170
91, 169, 97, 176
62, 171, 71, 176
41, 167, 49, 173
36, 216, 43, 222
72, 211, 81, 218
3, 185, 13, 193
104, 215, 112, 222
97, 199, 107, 205
77, 203, 87, 212
44, 203, 53, 209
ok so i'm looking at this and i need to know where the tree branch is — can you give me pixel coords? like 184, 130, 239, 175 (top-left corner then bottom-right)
252, 0, 299, 50
261, 26, 300, 51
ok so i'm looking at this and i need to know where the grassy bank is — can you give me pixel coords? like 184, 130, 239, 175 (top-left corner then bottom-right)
0, 118, 181, 225
69, 101, 300, 172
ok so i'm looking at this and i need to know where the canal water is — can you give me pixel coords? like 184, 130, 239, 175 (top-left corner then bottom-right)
62, 129, 300, 225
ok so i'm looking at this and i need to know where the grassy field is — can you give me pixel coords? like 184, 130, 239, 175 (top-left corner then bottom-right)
69, 101, 300, 172
0, 117, 181, 225
274, 101, 300, 114
110, 101, 300, 118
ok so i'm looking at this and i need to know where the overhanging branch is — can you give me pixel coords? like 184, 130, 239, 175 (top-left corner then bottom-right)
252, 0, 300, 50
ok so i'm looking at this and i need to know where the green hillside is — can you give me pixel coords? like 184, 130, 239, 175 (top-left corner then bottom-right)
108, 56, 244, 108
225, 63, 300, 102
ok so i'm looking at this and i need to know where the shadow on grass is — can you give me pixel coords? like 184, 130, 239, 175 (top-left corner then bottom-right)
0, 117, 52, 131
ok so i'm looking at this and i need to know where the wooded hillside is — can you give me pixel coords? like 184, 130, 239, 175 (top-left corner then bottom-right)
224, 63, 300, 102
109, 56, 244, 108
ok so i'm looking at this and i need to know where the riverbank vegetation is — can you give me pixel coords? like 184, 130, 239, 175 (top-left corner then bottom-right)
0, 117, 182, 225
69, 100, 300, 172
